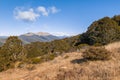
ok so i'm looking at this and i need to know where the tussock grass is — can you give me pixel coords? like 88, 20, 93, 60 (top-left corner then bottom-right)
82, 47, 112, 61
1, 42, 120, 80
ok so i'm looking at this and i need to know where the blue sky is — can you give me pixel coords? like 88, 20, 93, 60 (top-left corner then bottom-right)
0, 0, 120, 36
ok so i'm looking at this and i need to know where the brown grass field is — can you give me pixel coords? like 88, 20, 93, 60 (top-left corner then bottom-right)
0, 42, 120, 80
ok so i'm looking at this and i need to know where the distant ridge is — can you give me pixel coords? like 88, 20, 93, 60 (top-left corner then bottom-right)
0, 32, 68, 45
22, 32, 51, 36
19, 32, 60, 43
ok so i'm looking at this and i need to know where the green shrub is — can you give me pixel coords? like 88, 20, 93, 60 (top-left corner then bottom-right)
25, 42, 49, 58
93, 43, 102, 47
31, 58, 43, 64
46, 54, 56, 60
77, 44, 89, 49
82, 47, 111, 61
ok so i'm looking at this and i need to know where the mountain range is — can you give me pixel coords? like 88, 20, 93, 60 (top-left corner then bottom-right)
0, 32, 68, 45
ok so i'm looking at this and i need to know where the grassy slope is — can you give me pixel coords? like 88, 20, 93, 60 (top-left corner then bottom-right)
0, 42, 120, 80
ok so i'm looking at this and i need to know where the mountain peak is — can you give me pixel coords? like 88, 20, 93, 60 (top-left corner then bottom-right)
22, 32, 51, 36
36, 32, 51, 36
23, 32, 35, 36
19, 32, 60, 43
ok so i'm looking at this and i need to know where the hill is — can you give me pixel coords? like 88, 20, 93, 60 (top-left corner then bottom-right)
77, 15, 120, 45
0, 42, 120, 80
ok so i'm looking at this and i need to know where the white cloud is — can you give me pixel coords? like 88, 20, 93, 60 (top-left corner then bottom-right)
37, 6, 48, 16
37, 6, 60, 16
14, 8, 40, 22
14, 6, 60, 22
50, 6, 60, 14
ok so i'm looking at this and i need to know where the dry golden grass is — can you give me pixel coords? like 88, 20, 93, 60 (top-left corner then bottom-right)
105, 41, 120, 61
105, 41, 120, 53
0, 42, 120, 80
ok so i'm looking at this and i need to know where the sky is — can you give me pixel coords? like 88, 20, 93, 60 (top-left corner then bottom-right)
0, 0, 120, 36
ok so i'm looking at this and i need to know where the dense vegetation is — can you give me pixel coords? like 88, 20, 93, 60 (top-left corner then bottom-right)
0, 35, 80, 71
0, 15, 120, 72
77, 15, 120, 45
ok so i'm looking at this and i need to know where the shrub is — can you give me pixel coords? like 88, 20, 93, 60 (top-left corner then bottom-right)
82, 47, 111, 61
25, 42, 49, 58
31, 58, 43, 64
93, 43, 102, 47
46, 54, 56, 61
77, 44, 89, 49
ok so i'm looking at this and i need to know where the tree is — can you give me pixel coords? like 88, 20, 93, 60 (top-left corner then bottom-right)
0, 36, 26, 62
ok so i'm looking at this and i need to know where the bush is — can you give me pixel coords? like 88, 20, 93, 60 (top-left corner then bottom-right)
45, 54, 56, 61
82, 47, 111, 61
77, 44, 89, 49
31, 58, 43, 64
93, 43, 102, 47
